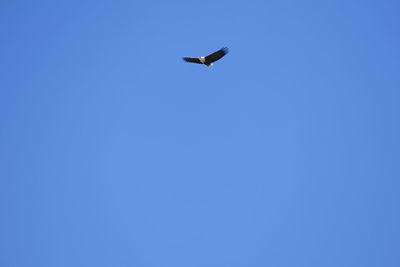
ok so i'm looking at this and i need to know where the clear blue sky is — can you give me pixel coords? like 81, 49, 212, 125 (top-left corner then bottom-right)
1, 1, 399, 266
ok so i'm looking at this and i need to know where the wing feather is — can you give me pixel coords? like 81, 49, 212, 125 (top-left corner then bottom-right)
183, 57, 203, 64
205, 47, 229, 64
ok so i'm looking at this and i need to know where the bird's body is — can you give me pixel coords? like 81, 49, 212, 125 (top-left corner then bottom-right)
183, 47, 229, 66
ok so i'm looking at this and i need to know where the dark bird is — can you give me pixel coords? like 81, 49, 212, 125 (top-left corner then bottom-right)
183, 47, 229, 67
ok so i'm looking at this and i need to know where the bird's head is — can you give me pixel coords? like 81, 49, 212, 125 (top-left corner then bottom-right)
206, 63, 213, 67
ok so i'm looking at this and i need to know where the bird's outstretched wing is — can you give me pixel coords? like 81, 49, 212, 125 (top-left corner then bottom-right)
183, 57, 202, 64
205, 47, 229, 63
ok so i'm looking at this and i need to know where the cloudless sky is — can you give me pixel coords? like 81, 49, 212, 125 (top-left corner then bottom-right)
1, 1, 400, 266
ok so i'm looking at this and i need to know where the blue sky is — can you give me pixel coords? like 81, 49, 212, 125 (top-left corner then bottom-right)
1, 1, 400, 266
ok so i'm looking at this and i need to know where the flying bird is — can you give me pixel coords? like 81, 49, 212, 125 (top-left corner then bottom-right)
183, 47, 229, 66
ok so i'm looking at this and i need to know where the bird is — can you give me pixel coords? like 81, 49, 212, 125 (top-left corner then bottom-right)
183, 47, 229, 67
